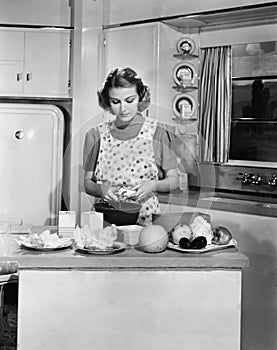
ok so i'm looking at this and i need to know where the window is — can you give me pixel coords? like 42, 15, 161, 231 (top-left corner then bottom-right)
229, 41, 277, 163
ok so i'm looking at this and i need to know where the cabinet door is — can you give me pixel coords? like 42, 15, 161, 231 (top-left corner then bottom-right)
0, 61, 24, 94
104, 24, 158, 112
0, 30, 24, 60
24, 31, 70, 97
0, 0, 71, 27
0, 30, 24, 93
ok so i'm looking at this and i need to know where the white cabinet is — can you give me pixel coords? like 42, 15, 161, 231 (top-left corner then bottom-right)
24, 31, 70, 96
18, 269, 242, 350
0, 31, 24, 94
0, 0, 71, 26
0, 29, 70, 97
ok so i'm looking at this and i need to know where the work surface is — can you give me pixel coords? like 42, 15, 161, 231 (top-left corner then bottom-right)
0, 241, 249, 271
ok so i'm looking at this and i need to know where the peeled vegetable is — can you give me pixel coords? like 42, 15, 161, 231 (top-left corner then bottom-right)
139, 224, 169, 253
179, 237, 191, 249
171, 224, 191, 245
190, 236, 207, 249
190, 216, 213, 244
212, 226, 232, 245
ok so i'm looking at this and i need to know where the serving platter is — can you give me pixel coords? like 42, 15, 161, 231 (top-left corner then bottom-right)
75, 242, 126, 255
167, 239, 237, 254
20, 239, 73, 252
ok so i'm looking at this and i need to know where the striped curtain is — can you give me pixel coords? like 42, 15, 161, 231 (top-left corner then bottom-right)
199, 46, 231, 163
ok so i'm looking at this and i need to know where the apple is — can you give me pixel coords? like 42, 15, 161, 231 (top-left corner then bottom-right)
212, 226, 232, 245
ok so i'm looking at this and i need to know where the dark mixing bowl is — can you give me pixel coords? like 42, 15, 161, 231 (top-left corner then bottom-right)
94, 201, 141, 226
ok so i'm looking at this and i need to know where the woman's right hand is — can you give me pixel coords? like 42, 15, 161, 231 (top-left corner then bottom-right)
100, 182, 118, 202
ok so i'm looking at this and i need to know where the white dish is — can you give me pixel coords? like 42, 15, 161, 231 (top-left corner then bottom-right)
172, 93, 196, 119
173, 62, 197, 86
167, 239, 237, 254
176, 37, 195, 55
75, 242, 126, 255
20, 238, 73, 251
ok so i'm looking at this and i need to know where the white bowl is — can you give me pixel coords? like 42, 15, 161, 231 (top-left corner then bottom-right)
117, 225, 143, 246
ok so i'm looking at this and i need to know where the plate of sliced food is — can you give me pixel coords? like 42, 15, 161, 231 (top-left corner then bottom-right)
167, 240, 237, 254
75, 242, 126, 255
73, 225, 126, 255
167, 215, 237, 254
17, 229, 73, 251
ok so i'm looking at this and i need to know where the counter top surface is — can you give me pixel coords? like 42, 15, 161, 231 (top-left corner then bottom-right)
158, 189, 277, 217
0, 239, 249, 271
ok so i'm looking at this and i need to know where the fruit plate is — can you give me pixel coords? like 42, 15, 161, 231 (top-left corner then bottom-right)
75, 242, 126, 255
167, 239, 237, 254
20, 239, 73, 252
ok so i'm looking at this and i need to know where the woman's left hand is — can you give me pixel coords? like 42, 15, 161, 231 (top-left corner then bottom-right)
132, 180, 156, 202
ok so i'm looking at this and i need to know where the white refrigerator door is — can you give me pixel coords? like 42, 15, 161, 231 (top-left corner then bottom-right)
0, 103, 64, 229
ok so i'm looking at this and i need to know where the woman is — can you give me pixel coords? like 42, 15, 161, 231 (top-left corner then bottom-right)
83, 67, 179, 225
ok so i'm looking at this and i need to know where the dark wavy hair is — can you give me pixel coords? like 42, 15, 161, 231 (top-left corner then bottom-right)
97, 67, 151, 113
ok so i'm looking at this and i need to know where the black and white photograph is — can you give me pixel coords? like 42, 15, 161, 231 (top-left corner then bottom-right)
0, 1, 276, 349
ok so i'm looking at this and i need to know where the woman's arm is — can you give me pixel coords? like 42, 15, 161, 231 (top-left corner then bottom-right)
133, 168, 179, 202
84, 171, 103, 197
84, 171, 119, 201
153, 168, 179, 192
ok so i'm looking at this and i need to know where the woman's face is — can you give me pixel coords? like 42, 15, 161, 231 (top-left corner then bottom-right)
109, 86, 139, 122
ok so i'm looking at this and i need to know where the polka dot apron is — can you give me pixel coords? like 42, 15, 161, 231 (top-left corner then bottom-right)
94, 118, 160, 225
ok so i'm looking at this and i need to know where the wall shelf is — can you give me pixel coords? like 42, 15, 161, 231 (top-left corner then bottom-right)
172, 117, 197, 124
173, 85, 198, 93
173, 53, 198, 60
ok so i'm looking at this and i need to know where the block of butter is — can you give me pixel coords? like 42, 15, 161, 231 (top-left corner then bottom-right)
58, 211, 76, 228
58, 211, 76, 238
81, 211, 103, 234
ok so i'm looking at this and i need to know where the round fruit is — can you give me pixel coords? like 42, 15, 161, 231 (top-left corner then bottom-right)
171, 224, 191, 244
212, 226, 232, 245
139, 224, 169, 253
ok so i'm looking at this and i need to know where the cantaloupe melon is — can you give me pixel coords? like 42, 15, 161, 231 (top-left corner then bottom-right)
138, 224, 168, 253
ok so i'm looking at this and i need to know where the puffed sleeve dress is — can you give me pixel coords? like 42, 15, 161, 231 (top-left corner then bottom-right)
83, 113, 177, 225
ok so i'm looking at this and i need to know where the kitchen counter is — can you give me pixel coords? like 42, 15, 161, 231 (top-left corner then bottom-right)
0, 241, 249, 271
1, 234, 249, 350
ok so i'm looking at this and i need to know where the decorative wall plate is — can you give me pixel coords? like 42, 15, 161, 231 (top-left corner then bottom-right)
172, 93, 197, 119
176, 37, 195, 55
173, 62, 197, 87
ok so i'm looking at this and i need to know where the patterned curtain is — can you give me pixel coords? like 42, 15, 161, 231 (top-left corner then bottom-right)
199, 46, 231, 163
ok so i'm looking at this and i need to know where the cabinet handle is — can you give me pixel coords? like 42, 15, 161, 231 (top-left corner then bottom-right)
26, 73, 32, 81
16, 73, 22, 82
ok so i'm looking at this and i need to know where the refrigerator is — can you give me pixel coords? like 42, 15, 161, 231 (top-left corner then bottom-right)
0, 103, 64, 231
